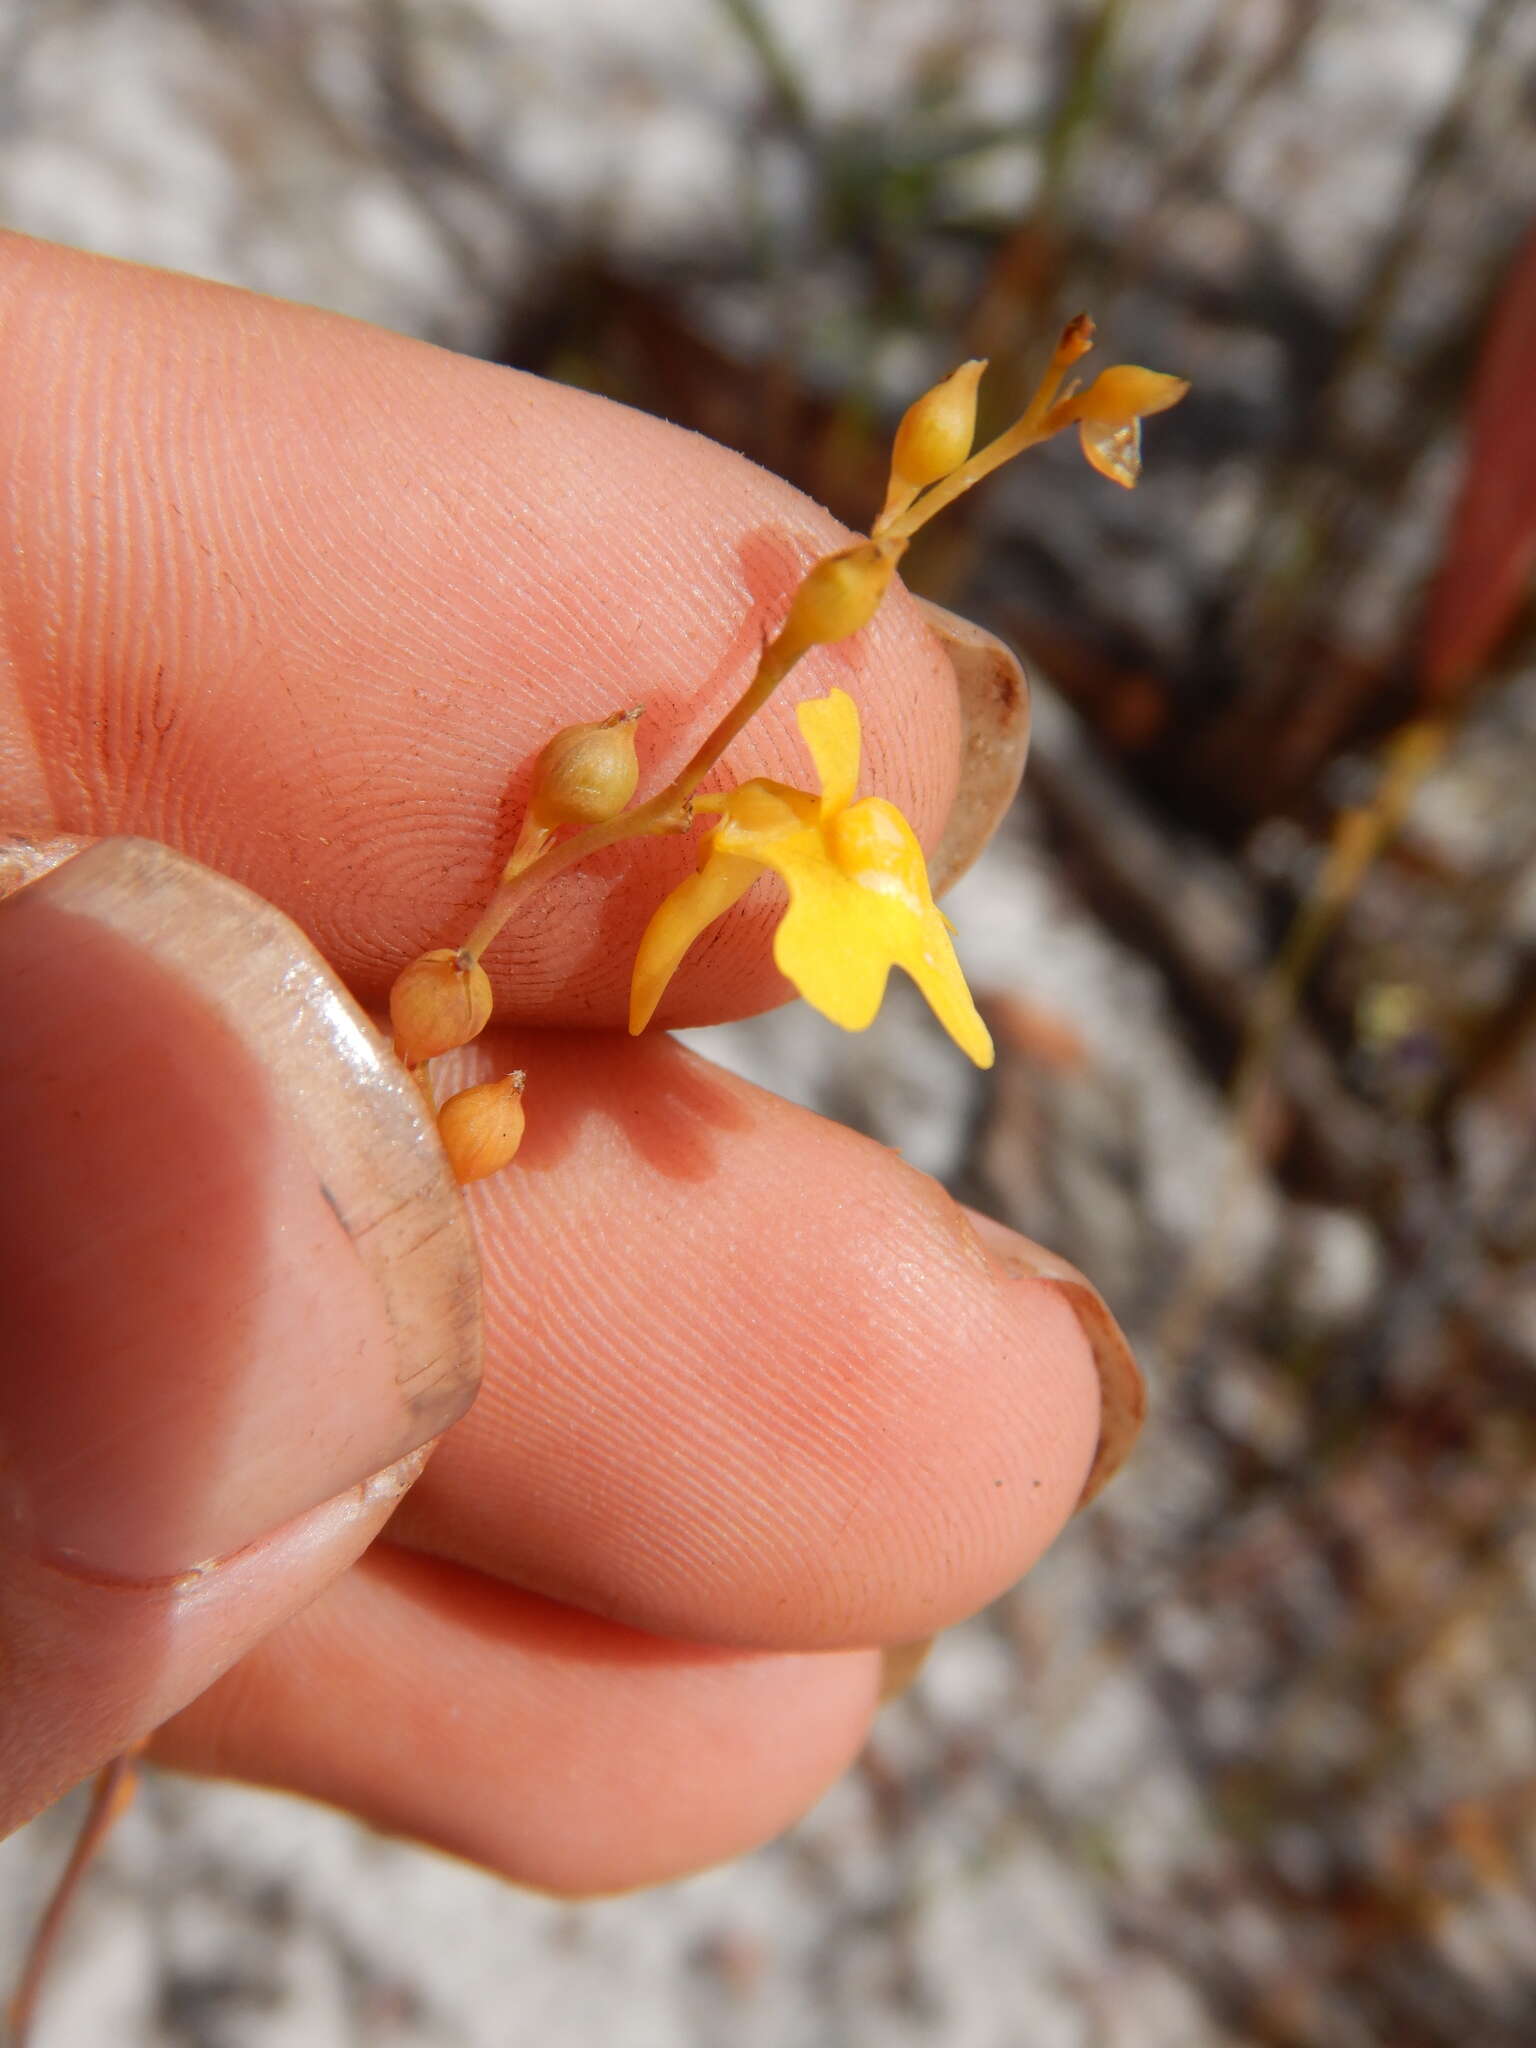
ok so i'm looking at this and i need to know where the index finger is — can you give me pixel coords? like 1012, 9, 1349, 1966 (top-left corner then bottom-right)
0, 233, 966, 1029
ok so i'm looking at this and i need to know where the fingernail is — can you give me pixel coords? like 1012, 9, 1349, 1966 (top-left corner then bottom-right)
0, 838, 481, 1580
879, 1637, 935, 1703
914, 599, 1031, 896
0, 830, 93, 901
965, 1208, 1145, 1506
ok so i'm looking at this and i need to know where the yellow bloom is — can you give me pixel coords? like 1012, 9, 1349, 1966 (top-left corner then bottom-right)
1049, 364, 1190, 489
629, 689, 994, 1067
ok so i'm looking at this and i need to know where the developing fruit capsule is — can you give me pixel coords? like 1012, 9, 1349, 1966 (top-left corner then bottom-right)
889, 359, 986, 492
782, 540, 900, 649
389, 948, 493, 1065
530, 708, 642, 827
437, 1071, 526, 1181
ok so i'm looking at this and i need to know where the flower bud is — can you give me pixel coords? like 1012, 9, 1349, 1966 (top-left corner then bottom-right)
1057, 312, 1097, 364
530, 708, 642, 827
782, 540, 899, 649
889, 359, 986, 492
1072, 365, 1189, 425
437, 1070, 526, 1182
389, 948, 493, 1064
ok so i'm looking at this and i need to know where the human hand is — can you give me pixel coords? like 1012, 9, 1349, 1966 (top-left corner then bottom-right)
0, 233, 1141, 1892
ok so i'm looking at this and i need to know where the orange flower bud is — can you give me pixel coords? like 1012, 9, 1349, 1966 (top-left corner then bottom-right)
889, 359, 986, 491
782, 540, 899, 649
1071, 365, 1190, 426
530, 708, 642, 827
389, 948, 493, 1064
1058, 313, 1097, 361
437, 1070, 527, 1182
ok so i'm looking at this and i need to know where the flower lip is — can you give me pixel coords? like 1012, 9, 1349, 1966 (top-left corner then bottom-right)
628, 688, 994, 1067
828, 801, 927, 915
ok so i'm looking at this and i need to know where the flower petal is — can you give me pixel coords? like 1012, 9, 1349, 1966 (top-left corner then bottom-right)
828, 796, 930, 915
768, 857, 898, 1031
1073, 365, 1189, 425
628, 846, 763, 1035
795, 688, 861, 819
755, 799, 994, 1067
1079, 416, 1142, 489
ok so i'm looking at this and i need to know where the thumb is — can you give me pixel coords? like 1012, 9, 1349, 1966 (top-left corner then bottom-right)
0, 837, 480, 1830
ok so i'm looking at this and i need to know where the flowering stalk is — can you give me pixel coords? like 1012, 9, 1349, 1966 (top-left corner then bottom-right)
877, 315, 1096, 542
458, 538, 902, 964
393, 315, 1189, 1173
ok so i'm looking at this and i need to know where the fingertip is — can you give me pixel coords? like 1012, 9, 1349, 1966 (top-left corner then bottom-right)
0, 841, 478, 1583
0, 837, 477, 1826
397, 1033, 1113, 1652
963, 1207, 1145, 1506
1, 237, 962, 1029
155, 1550, 883, 1894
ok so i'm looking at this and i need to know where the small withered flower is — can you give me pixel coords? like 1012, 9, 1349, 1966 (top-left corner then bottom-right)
780, 539, 902, 651
529, 707, 642, 827
389, 948, 493, 1065
889, 359, 987, 493
437, 1070, 527, 1182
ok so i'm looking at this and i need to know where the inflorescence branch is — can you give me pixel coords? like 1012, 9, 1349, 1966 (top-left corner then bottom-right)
389, 317, 1189, 1182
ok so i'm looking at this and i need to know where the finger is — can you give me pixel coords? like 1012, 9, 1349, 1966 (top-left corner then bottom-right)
388, 1025, 1124, 1652
0, 231, 965, 1029
152, 1544, 881, 1895
0, 841, 479, 1828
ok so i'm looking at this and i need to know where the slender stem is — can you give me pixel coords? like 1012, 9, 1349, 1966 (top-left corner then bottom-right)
461, 318, 1096, 969
885, 424, 1052, 539
671, 630, 807, 797
1159, 718, 1447, 1363
500, 813, 550, 884
462, 796, 672, 960
9, 1748, 144, 2046
872, 477, 919, 538
462, 627, 814, 962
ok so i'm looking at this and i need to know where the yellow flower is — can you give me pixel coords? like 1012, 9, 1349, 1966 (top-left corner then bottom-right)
1048, 364, 1190, 489
629, 688, 994, 1067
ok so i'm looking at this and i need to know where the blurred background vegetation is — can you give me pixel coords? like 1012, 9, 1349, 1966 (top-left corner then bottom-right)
2, 2, 1535, 2043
